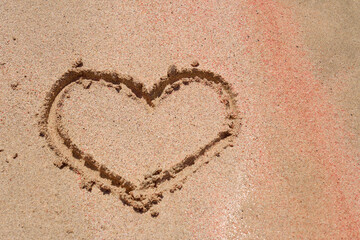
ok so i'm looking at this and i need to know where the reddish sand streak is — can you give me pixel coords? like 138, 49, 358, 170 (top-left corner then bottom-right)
245, 0, 359, 238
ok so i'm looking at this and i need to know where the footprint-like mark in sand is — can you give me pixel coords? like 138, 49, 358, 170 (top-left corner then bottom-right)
39, 66, 240, 213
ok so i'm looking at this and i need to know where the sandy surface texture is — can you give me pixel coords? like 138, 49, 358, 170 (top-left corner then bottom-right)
0, 0, 359, 239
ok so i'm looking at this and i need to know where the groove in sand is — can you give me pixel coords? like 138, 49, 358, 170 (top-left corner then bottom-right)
39, 66, 241, 213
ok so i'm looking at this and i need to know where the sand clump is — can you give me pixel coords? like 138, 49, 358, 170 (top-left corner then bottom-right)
191, 60, 200, 67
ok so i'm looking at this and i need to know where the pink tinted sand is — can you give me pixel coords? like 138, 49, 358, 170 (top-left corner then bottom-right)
244, 1, 359, 238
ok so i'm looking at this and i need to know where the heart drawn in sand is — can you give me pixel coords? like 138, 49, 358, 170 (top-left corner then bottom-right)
39, 66, 240, 213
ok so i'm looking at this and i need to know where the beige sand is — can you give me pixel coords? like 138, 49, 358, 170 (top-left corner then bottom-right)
0, 0, 359, 239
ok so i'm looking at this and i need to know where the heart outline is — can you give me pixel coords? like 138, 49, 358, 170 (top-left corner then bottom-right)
39, 67, 241, 212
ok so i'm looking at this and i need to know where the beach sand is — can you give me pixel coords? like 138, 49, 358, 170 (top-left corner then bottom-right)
0, 0, 359, 239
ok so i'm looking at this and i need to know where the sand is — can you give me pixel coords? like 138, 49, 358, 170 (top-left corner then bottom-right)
0, 0, 359, 239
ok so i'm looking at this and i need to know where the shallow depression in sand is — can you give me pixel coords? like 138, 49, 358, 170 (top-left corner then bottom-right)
59, 79, 228, 184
